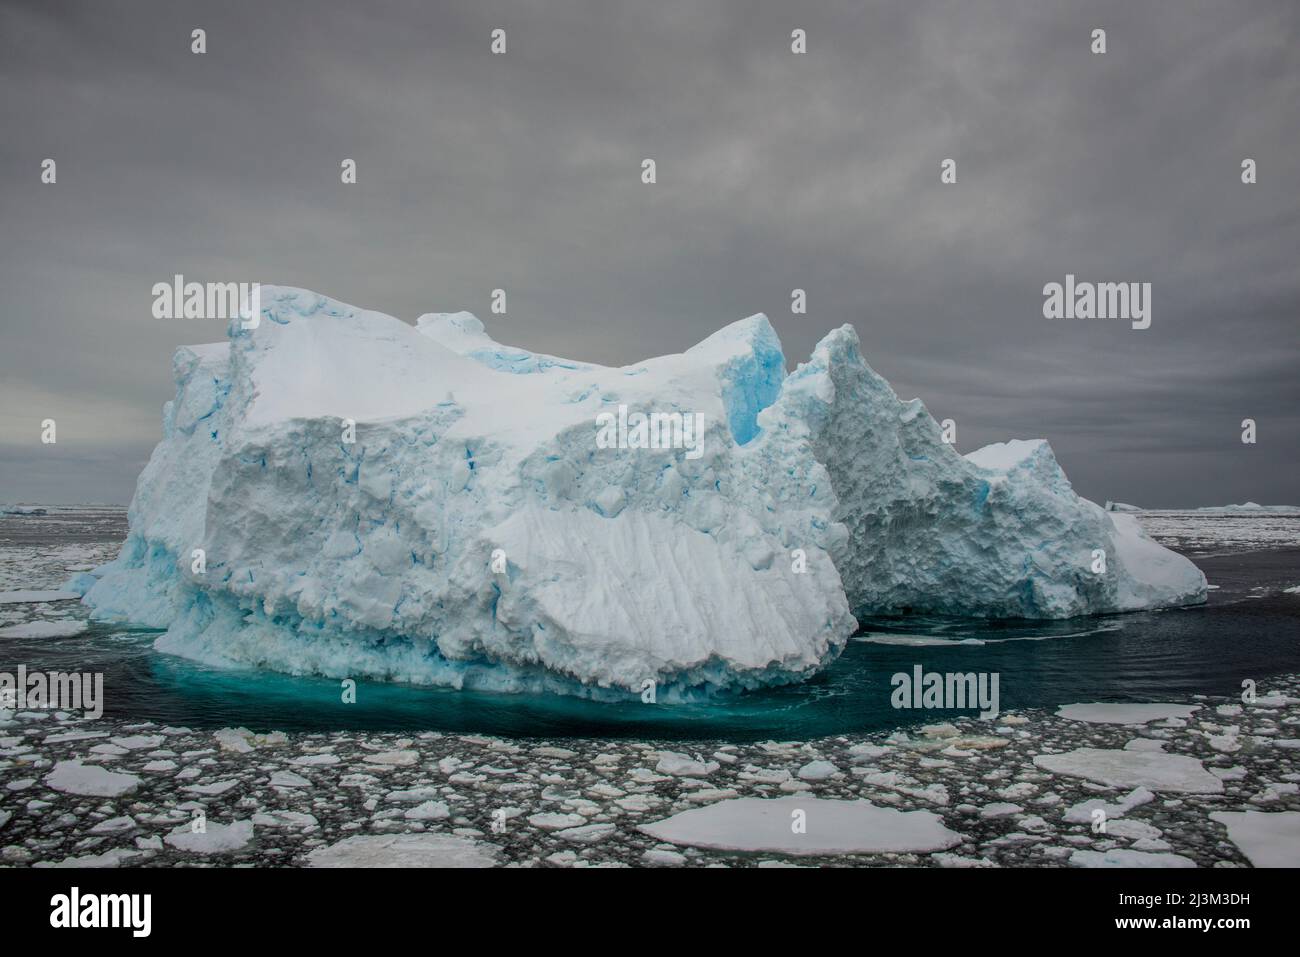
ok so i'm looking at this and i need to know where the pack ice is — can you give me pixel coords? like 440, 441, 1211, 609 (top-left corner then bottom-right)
81, 287, 1205, 697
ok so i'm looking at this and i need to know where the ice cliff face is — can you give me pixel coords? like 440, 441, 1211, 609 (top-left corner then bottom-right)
83, 286, 1205, 697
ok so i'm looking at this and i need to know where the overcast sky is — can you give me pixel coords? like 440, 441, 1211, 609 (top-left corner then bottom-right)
1, 0, 1296, 507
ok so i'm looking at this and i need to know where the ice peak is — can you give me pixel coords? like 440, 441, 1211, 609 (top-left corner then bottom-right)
965, 439, 1053, 474
415, 311, 491, 353
687, 313, 784, 365
681, 314, 785, 445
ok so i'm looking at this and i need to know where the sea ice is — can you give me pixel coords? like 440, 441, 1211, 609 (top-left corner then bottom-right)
164, 819, 254, 853
1056, 703, 1200, 725
0, 590, 79, 604
639, 796, 962, 855
1068, 848, 1195, 868
269, 770, 311, 788
1034, 748, 1223, 794
1210, 811, 1300, 867
797, 760, 838, 781
44, 760, 140, 797
654, 752, 719, 777
403, 800, 450, 821
33, 848, 144, 868
305, 833, 497, 867
1061, 787, 1155, 824
0, 620, 87, 638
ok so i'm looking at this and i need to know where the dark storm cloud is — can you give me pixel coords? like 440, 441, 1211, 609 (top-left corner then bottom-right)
1, 0, 1297, 506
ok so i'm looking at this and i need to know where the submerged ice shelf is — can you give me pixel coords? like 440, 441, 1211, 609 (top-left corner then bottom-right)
79, 286, 1206, 697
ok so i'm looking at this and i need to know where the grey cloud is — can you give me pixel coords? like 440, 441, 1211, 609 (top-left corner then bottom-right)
1, 0, 1296, 507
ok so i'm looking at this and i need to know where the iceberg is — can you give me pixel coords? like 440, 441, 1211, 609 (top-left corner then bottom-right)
83, 286, 1205, 697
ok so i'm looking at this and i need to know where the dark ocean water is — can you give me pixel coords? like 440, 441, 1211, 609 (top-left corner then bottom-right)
2, 507, 1298, 741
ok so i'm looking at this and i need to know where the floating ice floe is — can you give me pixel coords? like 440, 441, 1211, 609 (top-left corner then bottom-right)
797, 759, 838, 781
181, 779, 240, 796
655, 751, 719, 777
269, 770, 312, 788
305, 833, 497, 867
1068, 848, 1196, 868
4, 673, 1299, 868
639, 796, 962, 855
1034, 748, 1223, 794
0, 620, 87, 638
44, 760, 140, 797
214, 726, 287, 752
0, 590, 79, 604
33, 848, 144, 868
1056, 703, 1201, 725
164, 819, 254, 853
1061, 786, 1155, 824
1210, 811, 1300, 867
253, 810, 318, 828
89, 816, 138, 835
82, 286, 1207, 696
403, 800, 450, 821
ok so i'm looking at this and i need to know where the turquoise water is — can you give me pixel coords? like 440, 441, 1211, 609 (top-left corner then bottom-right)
6, 545, 1299, 741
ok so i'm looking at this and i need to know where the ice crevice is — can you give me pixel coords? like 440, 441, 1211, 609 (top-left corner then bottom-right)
79, 286, 1206, 698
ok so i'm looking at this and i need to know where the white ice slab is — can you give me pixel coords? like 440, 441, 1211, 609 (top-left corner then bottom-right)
1210, 811, 1300, 867
44, 760, 140, 797
0, 591, 79, 604
1056, 703, 1200, 725
305, 833, 497, 867
639, 796, 962, 855
0, 620, 87, 638
1069, 848, 1195, 868
1034, 748, 1222, 794
164, 819, 254, 853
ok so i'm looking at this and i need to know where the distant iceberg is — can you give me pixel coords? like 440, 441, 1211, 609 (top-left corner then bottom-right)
82, 287, 1206, 697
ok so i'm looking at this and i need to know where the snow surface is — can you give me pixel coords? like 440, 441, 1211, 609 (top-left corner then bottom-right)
1209, 811, 1300, 867
82, 285, 1207, 696
638, 796, 961, 854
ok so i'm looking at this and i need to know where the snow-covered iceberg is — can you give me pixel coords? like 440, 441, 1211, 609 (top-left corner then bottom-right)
82, 286, 1205, 697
